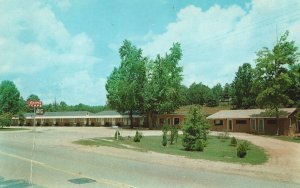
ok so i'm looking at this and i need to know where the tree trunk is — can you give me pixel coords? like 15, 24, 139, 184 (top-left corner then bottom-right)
276, 107, 280, 135
147, 112, 153, 130
129, 110, 133, 129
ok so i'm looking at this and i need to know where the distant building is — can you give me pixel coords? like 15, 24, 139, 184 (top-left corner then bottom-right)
207, 108, 299, 136
12, 110, 144, 127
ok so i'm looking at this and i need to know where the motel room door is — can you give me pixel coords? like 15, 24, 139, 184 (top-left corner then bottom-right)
227, 119, 233, 131
250, 119, 256, 132
258, 119, 264, 133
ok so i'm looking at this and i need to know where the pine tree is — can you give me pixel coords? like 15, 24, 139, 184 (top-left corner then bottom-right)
182, 106, 209, 151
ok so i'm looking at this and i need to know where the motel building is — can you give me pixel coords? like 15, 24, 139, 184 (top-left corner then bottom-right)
12, 110, 144, 127
12, 107, 299, 136
207, 108, 299, 136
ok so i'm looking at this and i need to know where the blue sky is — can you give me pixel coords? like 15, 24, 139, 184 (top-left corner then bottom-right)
1, 0, 300, 105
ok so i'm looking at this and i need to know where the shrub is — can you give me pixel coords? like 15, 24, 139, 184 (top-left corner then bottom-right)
195, 139, 204, 152
162, 131, 168, 146
162, 124, 170, 133
182, 134, 195, 151
182, 106, 210, 151
230, 137, 237, 147
237, 143, 247, 158
170, 126, 178, 144
114, 130, 120, 140
242, 141, 251, 150
0, 113, 12, 128
133, 131, 142, 142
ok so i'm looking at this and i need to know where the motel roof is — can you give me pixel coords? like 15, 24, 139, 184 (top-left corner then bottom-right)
95, 110, 121, 116
206, 108, 297, 119
23, 111, 91, 118
16, 110, 142, 119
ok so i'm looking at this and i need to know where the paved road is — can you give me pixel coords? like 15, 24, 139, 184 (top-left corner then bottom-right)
0, 127, 299, 188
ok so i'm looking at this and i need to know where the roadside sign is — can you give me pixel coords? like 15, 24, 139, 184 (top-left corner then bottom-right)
36, 108, 44, 115
27, 100, 43, 108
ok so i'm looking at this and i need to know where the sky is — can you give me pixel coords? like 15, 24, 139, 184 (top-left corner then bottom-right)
0, 0, 300, 105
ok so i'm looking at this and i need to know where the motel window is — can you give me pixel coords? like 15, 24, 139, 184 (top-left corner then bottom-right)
267, 119, 277, 124
214, 120, 223, 126
174, 118, 180, 125
236, 120, 247, 124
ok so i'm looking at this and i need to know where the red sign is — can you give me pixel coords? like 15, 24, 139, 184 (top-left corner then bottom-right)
27, 100, 43, 108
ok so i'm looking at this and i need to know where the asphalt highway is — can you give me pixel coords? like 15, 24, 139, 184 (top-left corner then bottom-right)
0, 127, 299, 188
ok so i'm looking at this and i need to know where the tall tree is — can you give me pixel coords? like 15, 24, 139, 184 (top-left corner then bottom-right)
106, 40, 146, 128
286, 64, 300, 106
27, 94, 40, 101
211, 83, 223, 102
144, 43, 183, 128
18, 96, 28, 113
0, 80, 21, 114
59, 101, 68, 111
179, 85, 189, 105
222, 83, 232, 103
231, 63, 256, 109
187, 82, 210, 105
253, 31, 299, 134
206, 89, 219, 107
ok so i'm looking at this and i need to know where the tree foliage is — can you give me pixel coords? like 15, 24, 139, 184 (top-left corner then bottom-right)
185, 82, 221, 107
287, 64, 300, 106
106, 40, 146, 128
187, 82, 210, 105
27, 94, 40, 101
222, 83, 232, 102
144, 43, 183, 128
0, 80, 21, 114
0, 113, 12, 128
106, 41, 183, 128
231, 63, 256, 109
253, 31, 299, 134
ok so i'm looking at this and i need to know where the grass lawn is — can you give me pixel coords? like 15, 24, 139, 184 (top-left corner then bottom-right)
74, 135, 267, 165
266, 135, 300, 143
0, 127, 28, 131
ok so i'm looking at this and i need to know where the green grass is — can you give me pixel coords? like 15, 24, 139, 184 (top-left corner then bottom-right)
266, 135, 300, 143
74, 135, 268, 165
0, 127, 28, 131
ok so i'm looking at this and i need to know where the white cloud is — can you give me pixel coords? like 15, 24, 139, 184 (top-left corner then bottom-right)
59, 71, 106, 105
55, 0, 71, 10
0, 0, 104, 105
141, 0, 300, 87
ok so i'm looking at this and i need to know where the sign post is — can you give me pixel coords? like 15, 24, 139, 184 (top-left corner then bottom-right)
27, 100, 43, 126
27, 100, 42, 186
